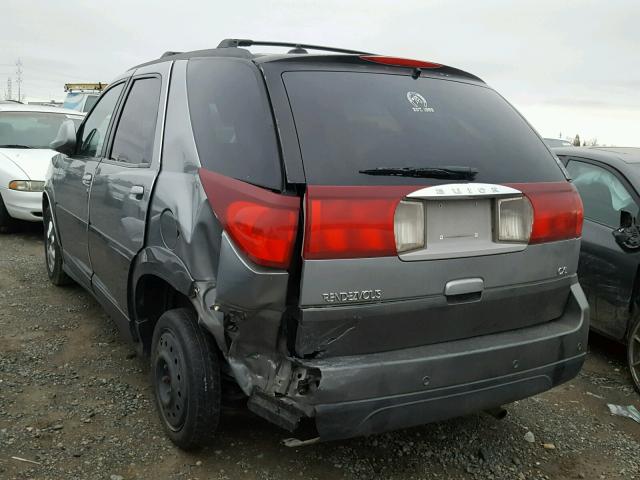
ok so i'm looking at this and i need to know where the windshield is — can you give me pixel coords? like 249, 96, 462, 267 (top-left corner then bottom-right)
0, 111, 83, 149
62, 92, 84, 111
283, 71, 565, 185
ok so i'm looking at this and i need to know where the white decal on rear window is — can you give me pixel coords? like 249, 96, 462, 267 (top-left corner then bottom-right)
406, 92, 434, 113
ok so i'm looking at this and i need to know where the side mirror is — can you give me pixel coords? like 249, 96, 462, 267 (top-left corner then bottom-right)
50, 120, 77, 156
620, 210, 634, 229
613, 210, 640, 251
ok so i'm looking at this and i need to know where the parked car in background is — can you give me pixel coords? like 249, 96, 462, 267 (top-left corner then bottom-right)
0, 104, 83, 232
62, 83, 107, 113
544, 138, 574, 148
554, 146, 640, 392
45, 39, 588, 449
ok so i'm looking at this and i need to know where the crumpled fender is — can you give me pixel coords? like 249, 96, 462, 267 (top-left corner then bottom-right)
197, 233, 291, 395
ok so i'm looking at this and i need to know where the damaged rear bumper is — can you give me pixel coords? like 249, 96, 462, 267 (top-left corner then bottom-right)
200, 233, 588, 441
293, 282, 588, 440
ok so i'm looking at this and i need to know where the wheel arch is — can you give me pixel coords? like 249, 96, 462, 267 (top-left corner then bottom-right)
130, 246, 198, 355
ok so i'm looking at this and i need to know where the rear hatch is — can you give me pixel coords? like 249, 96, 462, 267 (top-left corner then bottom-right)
276, 60, 583, 358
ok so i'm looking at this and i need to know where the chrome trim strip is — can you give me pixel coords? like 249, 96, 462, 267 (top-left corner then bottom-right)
407, 183, 521, 200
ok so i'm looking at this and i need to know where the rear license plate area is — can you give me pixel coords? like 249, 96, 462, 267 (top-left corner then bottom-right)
426, 198, 492, 254
398, 198, 528, 261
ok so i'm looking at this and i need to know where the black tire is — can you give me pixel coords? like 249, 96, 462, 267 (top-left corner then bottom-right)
43, 207, 72, 286
0, 194, 15, 233
627, 314, 640, 393
151, 308, 221, 450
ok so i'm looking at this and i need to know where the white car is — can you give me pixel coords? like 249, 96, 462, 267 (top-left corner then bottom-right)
0, 104, 84, 231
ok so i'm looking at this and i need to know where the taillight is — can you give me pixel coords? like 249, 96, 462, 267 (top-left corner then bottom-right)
198, 168, 299, 269
360, 55, 442, 69
496, 196, 533, 242
303, 181, 582, 261
394, 200, 425, 252
304, 186, 414, 259
512, 182, 584, 244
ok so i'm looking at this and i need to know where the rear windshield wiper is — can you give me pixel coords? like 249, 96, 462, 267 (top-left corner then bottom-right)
0, 144, 33, 149
359, 166, 478, 180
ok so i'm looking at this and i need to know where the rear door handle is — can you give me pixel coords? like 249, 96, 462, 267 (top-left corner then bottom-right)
82, 173, 93, 186
130, 185, 144, 199
444, 278, 484, 296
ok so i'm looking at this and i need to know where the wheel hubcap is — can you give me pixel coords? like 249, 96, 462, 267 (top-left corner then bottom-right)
154, 331, 187, 430
46, 220, 56, 272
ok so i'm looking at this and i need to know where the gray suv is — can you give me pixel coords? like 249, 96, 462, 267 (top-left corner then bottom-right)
44, 39, 589, 449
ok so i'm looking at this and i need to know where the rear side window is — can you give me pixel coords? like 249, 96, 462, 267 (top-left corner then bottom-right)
111, 77, 161, 165
283, 71, 564, 185
187, 58, 282, 190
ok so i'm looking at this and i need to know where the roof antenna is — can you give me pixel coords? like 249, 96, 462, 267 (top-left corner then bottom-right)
288, 45, 308, 54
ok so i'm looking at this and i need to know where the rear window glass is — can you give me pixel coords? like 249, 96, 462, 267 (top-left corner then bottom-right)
283, 71, 564, 185
187, 58, 282, 190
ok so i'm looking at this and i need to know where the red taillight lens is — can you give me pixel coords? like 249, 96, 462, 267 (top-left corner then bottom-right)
360, 55, 442, 69
304, 186, 414, 259
198, 168, 300, 269
512, 182, 584, 244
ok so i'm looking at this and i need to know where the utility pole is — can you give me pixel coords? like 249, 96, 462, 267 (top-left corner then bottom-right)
6, 77, 12, 101
15, 59, 23, 102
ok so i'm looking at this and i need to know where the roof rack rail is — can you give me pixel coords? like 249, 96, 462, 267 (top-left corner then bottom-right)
217, 38, 375, 56
160, 51, 182, 58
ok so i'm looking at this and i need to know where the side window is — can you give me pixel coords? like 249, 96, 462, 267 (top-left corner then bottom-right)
78, 84, 124, 157
566, 160, 639, 228
110, 77, 162, 165
186, 58, 282, 189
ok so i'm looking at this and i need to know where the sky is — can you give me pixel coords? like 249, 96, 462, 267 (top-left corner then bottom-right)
1, 0, 638, 146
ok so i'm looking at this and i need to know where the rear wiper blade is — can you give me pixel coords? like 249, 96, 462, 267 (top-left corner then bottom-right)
0, 144, 33, 149
359, 166, 478, 180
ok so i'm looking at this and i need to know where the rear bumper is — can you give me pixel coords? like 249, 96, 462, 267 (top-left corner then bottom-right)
1, 189, 43, 221
295, 282, 589, 441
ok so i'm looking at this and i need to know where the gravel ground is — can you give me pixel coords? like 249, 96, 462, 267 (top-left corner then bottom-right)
1, 223, 639, 480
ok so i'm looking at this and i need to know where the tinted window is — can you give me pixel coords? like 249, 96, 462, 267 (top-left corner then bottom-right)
78, 84, 124, 157
111, 78, 161, 165
567, 160, 638, 228
83, 95, 99, 113
187, 58, 281, 189
283, 72, 564, 185
0, 112, 82, 148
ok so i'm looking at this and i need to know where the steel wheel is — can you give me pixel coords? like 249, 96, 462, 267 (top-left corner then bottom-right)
628, 317, 640, 393
45, 218, 57, 273
43, 206, 72, 286
150, 308, 221, 449
154, 330, 188, 431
